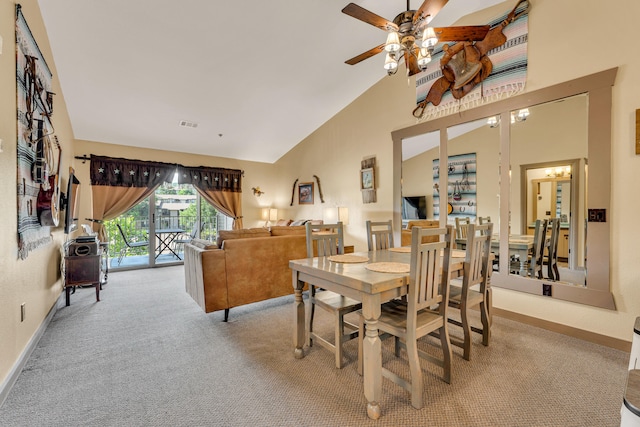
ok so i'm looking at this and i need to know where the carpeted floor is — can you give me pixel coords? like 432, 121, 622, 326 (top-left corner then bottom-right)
0, 266, 629, 426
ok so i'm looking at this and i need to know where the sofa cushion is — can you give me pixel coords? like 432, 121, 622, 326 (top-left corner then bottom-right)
190, 238, 217, 249
270, 225, 306, 236
275, 219, 293, 226
217, 228, 271, 247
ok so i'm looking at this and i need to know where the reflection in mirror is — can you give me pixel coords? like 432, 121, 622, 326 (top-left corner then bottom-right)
510, 94, 588, 286
401, 129, 438, 224
401, 118, 501, 251
392, 69, 616, 309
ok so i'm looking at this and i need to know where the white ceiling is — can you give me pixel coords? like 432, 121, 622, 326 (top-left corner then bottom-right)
38, 0, 508, 163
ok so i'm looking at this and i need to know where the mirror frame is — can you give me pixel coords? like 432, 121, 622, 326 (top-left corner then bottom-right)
392, 68, 616, 310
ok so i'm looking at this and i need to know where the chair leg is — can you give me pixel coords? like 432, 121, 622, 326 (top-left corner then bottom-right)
460, 300, 472, 361
334, 313, 345, 369
480, 299, 491, 346
306, 289, 316, 347
406, 338, 424, 410
117, 248, 126, 266
439, 323, 452, 384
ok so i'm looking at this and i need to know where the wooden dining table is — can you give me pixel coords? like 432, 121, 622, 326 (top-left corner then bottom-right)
289, 248, 467, 420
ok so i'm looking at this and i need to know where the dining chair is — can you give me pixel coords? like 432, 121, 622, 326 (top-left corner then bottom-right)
305, 221, 361, 369
544, 218, 561, 281
455, 217, 471, 239
116, 223, 149, 266
509, 219, 546, 278
527, 219, 547, 279
173, 221, 200, 255
477, 216, 491, 225
447, 223, 492, 361
366, 220, 394, 251
357, 225, 454, 409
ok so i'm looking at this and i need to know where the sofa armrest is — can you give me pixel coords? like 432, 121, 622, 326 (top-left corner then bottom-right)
184, 243, 229, 313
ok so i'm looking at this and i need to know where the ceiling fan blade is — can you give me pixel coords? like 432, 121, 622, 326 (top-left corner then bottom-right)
433, 25, 490, 41
413, 0, 449, 25
406, 52, 422, 77
342, 3, 398, 32
345, 44, 385, 65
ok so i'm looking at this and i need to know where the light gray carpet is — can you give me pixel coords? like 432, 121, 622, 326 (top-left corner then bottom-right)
0, 266, 629, 426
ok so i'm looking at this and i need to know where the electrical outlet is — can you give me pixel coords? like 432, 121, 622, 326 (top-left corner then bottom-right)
21, 303, 26, 322
542, 284, 552, 297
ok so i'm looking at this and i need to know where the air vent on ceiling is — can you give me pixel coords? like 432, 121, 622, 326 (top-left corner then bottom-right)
179, 120, 198, 128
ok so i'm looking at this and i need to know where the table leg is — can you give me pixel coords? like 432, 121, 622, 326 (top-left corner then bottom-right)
292, 272, 305, 359
518, 248, 528, 276
362, 296, 382, 420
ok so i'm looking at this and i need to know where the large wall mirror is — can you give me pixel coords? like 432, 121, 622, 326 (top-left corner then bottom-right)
393, 68, 616, 310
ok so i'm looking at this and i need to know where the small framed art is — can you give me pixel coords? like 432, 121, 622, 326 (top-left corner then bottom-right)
298, 182, 314, 204
360, 168, 375, 190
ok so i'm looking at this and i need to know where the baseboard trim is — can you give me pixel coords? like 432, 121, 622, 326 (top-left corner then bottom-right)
493, 307, 632, 352
0, 293, 63, 408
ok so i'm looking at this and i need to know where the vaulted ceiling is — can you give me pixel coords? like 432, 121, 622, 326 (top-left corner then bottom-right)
38, 0, 507, 163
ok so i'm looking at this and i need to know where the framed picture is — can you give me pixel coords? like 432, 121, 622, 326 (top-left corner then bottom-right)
298, 182, 314, 204
360, 168, 375, 190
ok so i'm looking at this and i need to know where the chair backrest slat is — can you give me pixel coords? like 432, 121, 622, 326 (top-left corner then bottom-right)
366, 220, 394, 251
305, 222, 344, 258
529, 219, 547, 277
455, 217, 471, 239
462, 223, 493, 296
408, 226, 453, 316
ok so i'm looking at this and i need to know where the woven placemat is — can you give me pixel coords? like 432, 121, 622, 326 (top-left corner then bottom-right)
389, 247, 411, 253
365, 262, 410, 274
327, 254, 369, 263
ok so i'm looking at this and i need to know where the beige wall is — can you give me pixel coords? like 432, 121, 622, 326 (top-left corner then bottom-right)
0, 0, 76, 386
275, 0, 640, 343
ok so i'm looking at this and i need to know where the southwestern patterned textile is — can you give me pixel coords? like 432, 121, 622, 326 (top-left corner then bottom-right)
16, 5, 54, 259
415, 1, 529, 121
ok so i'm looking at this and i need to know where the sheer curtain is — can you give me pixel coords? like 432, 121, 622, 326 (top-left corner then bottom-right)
176, 165, 243, 230
89, 155, 176, 241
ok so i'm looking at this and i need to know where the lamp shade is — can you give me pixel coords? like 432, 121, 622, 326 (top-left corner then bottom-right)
269, 208, 278, 222
261, 208, 270, 221
338, 207, 349, 225
384, 31, 401, 53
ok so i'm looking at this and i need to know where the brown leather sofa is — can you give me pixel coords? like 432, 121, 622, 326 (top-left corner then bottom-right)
184, 226, 308, 321
401, 220, 440, 246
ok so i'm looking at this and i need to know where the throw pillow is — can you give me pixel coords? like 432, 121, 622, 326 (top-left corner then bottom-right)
190, 238, 217, 250
217, 228, 271, 247
270, 225, 306, 236
275, 219, 293, 226
290, 219, 308, 226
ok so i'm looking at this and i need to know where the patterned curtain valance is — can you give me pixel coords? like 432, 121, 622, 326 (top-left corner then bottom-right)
90, 155, 176, 187
176, 165, 242, 193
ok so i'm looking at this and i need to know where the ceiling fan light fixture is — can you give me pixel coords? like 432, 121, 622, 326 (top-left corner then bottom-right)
417, 48, 431, 69
383, 53, 398, 75
384, 31, 401, 53
421, 27, 438, 51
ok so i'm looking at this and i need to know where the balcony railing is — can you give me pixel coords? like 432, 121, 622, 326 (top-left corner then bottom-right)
105, 214, 219, 267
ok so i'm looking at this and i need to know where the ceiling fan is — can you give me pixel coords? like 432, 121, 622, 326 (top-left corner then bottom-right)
342, 0, 490, 76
